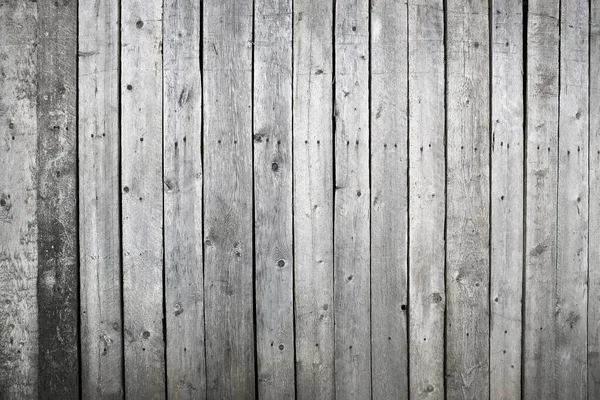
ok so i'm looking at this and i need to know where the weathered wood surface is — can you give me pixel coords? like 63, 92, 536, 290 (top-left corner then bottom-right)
78, 0, 123, 397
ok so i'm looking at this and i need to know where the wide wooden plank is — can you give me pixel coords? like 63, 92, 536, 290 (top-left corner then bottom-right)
254, 0, 295, 398
36, 0, 79, 396
163, 0, 206, 398
333, 0, 370, 397
489, 0, 523, 397
0, 2, 38, 398
370, 0, 408, 398
445, 0, 490, 398
556, 0, 588, 397
78, 0, 123, 397
121, 0, 165, 396
292, 0, 335, 398
407, 1, 445, 399
523, 0, 560, 397
203, 0, 255, 397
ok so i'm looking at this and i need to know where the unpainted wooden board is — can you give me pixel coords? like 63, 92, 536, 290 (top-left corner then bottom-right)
292, 0, 335, 398
407, 1, 445, 399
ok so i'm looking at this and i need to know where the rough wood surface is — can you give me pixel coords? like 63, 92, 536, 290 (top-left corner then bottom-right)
163, 0, 206, 398
292, 0, 335, 398
121, 0, 165, 396
407, 1, 445, 399
203, 0, 256, 397
370, 0, 408, 398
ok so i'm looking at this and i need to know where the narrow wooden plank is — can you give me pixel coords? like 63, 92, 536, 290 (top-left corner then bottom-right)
163, 0, 206, 398
370, 0, 408, 398
407, 0, 445, 398
0, 2, 38, 398
556, 0, 589, 397
489, 0, 523, 397
445, 0, 490, 397
523, 0, 560, 397
292, 0, 335, 398
36, 0, 79, 396
78, 0, 123, 397
333, 0, 370, 397
203, 0, 255, 397
253, 0, 295, 398
121, 0, 165, 396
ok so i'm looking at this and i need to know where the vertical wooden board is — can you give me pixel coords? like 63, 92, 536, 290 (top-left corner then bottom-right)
523, 0, 559, 397
0, 2, 38, 398
490, 0, 523, 397
407, 1, 445, 399
556, 0, 588, 397
445, 0, 490, 398
333, 0, 370, 398
254, 0, 295, 398
163, 0, 205, 398
36, 0, 79, 397
121, 0, 165, 397
78, 0, 123, 397
370, 0, 408, 398
203, 0, 255, 398
292, 0, 335, 398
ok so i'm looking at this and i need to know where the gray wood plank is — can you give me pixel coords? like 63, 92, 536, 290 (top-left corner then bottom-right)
78, 0, 123, 397
202, 0, 256, 397
556, 0, 589, 397
489, 0, 523, 397
292, 0, 335, 398
370, 0, 408, 398
333, 0, 370, 397
254, 0, 295, 398
523, 0, 560, 397
445, 0, 490, 398
163, 0, 206, 398
36, 0, 79, 397
407, 1, 446, 399
121, 0, 165, 396
0, 2, 39, 398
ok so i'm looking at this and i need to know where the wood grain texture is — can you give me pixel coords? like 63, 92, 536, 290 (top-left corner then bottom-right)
36, 0, 79, 397
445, 0, 490, 398
78, 0, 123, 397
523, 0, 560, 397
0, 1, 39, 398
203, 0, 256, 397
163, 0, 206, 398
333, 0, 370, 398
407, 1, 445, 399
556, 0, 588, 397
121, 0, 165, 396
490, 0, 523, 397
254, 0, 295, 398
292, 0, 335, 398
370, 0, 408, 398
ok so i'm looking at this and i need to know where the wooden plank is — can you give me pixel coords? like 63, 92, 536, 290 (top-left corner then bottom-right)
292, 0, 335, 398
489, 0, 523, 397
253, 0, 295, 398
202, 0, 255, 397
78, 0, 123, 397
523, 0, 560, 397
445, 0, 490, 397
333, 0, 370, 397
556, 0, 589, 397
163, 0, 205, 398
121, 0, 165, 396
36, 0, 79, 397
370, 0, 408, 398
0, 2, 38, 398
407, 1, 445, 399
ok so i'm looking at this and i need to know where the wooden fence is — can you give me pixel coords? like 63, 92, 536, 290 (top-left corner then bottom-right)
1, 0, 598, 398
